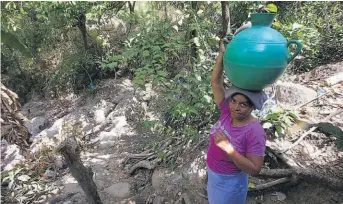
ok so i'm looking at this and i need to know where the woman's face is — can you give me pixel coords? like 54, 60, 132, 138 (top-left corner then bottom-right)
229, 94, 254, 120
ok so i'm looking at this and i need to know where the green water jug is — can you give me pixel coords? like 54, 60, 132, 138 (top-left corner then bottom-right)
223, 13, 302, 91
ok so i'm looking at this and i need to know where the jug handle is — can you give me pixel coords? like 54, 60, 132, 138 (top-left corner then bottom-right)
224, 35, 233, 49
286, 40, 302, 63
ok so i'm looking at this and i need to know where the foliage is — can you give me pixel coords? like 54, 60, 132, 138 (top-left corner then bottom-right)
45, 51, 99, 95
261, 107, 299, 138
315, 122, 343, 151
272, 2, 343, 72
100, 3, 223, 140
1, 1, 127, 101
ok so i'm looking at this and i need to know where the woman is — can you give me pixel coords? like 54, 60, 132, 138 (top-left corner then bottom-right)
206, 37, 268, 204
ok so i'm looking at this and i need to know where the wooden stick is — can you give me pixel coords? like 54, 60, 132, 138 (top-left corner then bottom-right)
282, 109, 343, 153
259, 169, 294, 178
297, 91, 329, 109
251, 177, 291, 191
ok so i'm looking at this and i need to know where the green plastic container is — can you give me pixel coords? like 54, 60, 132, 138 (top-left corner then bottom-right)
223, 13, 302, 91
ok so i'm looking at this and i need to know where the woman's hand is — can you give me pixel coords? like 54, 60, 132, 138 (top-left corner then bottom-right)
214, 131, 235, 154
219, 37, 231, 55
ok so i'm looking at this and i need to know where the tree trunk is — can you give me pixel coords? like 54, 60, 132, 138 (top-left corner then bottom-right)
164, 2, 168, 20
77, 13, 88, 51
190, 1, 198, 63
221, 1, 231, 37
129, 1, 135, 14
58, 136, 102, 204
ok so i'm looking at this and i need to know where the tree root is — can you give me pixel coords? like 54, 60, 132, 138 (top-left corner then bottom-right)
258, 168, 343, 191
129, 159, 158, 175
253, 177, 291, 191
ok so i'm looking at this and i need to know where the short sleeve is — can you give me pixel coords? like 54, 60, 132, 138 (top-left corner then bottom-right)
246, 129, 267, 156
218, 98, 230, 119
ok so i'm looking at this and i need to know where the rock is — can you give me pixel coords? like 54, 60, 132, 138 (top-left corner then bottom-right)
1, 140, 24, 171
275, 81, 317, 108
153, 196, 166, 204
63, 201, 72, 204
94, 109, 106, 124
24, 116, 49, 136
94, 100, 116, 124
325, 72, 343, 86
270, 191, 287, 201
104, 182, 131, 199
152, 168, 184, 195
142, 94, 152, 101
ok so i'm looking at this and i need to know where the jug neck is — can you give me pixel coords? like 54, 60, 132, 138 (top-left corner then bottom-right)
251, 13, 276, 27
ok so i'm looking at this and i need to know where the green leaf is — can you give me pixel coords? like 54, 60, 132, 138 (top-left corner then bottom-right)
143, 50, 150, 57
265, 113, 279, 120
272, 21, 281, 28
266, 3, 278, 13
1, 30, 32, 58
20, 7, 26, 14
157, 70, 167, 77
107, 62, 117, 69
193, 37, 200, 47
203, 95, 212, 103
288, 111, 299, 120
263, 122, 273, 129
275, 124, 284, 136
248, 182, 256, 189
283, 116, 292, 126
172, 25, 178, 32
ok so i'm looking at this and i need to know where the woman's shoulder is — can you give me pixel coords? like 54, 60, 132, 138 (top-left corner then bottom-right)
246, 121, 267, 137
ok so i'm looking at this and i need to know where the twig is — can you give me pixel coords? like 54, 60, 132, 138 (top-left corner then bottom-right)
191, 139, 205, 152
282, 109, 343, 153
282, 126, 317, 153
296, 92, 329, 109
196, 191, 208, 199
251, 177, 290, 191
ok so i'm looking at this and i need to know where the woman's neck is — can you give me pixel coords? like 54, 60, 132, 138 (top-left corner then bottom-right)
231, 115, 256, 127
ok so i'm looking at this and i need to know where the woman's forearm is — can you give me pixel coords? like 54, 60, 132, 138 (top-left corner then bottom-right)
223, 146, 261, 175
211, 53, 224, 85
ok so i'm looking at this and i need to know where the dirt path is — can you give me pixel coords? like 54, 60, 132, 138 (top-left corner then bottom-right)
2, 62, 342, 204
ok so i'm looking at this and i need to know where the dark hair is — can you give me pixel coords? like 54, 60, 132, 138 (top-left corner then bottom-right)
231, 93, 254, 107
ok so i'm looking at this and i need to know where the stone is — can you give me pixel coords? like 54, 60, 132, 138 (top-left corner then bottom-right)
94, 109, 106, 124
271, 191, 287, 201
94, 100, 117, 124
1, 140, 24, 171
275, 81, 317, 108
152, 168, 183, 195
153, 196, 166, 204
24, 116, 49, 136
104, 182, 131, 199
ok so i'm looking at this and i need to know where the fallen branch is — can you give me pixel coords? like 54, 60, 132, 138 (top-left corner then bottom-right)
57, 136, 102, 204
252, 177, 290, 191
129, 159, 157, 175
282, 109, 343, 153
258, 168, 343, 191
267, 147, 304, 168
259, 168, 294, 178
297, 91, 329, 109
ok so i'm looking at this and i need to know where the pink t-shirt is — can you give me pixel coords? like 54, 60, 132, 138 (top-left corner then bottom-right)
206, 98, 267, 174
